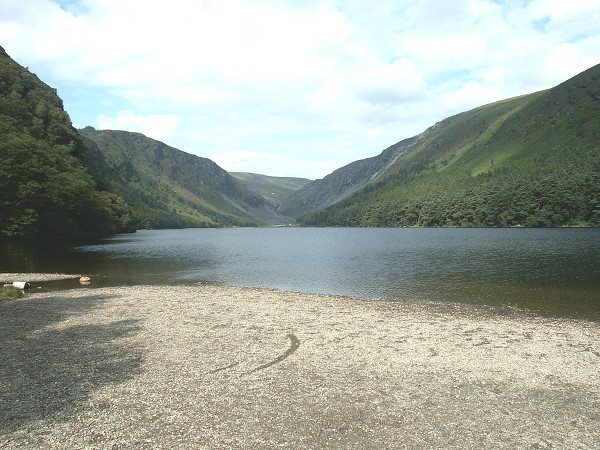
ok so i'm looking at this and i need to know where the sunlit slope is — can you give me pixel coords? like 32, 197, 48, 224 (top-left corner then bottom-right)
230, 173, 311, 202
300, 63, 600, 227
230, 172, 311, 222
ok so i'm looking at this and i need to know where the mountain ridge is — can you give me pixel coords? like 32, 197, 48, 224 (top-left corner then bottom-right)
80, 128, 294, 228
280, 127, 437, 218
2, 42, 599, 239
230, 172, 311, 221
297, 62, 600, 227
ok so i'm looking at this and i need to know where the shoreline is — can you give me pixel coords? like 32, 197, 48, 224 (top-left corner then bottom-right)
0, 273, 83, 283
2, 271, 598, 324
1, 281, 599, 448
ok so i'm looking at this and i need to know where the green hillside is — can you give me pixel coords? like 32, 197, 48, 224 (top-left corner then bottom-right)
80, 128, 274, 229
301, 63, 600, 227
1, 45, 296, 239
3, 41, 598, 235
230, 172, 311, 209
279, 135, 423, 219
0, 46, 133, 241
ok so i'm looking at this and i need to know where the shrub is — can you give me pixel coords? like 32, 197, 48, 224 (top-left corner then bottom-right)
0, 285, 23, 300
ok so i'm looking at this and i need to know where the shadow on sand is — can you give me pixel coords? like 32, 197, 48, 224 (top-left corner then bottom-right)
0, 293, 144, 433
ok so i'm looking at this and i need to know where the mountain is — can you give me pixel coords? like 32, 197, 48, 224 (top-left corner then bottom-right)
80, 128, 289, 228
230, 172, 311, 221
280, 132, 430, 218
295, 63, 600, 227
4, 41, 597, 235
0, 46, 133, 241
0, 44, 296, 238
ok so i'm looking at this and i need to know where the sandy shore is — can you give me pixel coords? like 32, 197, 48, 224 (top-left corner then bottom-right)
1, 282, 598, 449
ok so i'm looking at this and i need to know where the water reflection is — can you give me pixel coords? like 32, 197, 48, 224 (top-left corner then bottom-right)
2, 228, 599, 321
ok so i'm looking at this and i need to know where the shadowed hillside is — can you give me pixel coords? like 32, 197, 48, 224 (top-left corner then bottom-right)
80, 128, 291, 228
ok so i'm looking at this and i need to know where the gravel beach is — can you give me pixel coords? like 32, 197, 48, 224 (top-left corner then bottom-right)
1, 279, 598, 449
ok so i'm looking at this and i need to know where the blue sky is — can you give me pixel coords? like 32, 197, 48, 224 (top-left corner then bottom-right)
1, 0, 599, 179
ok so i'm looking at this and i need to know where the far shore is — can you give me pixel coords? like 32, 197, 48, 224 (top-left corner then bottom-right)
1, 274, 598, 448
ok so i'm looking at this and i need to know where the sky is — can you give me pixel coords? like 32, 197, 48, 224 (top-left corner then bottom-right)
1, 0, 599, 179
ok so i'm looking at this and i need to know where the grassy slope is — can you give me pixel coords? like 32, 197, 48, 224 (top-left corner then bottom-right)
80, 128, 266, 229
301, 63, 600, 227
380, 63, 600, 179
230, 172, 312, 207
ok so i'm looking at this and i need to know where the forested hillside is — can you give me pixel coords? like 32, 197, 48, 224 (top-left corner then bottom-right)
300, 63, 600, 227
0, 46, 134, 241
0, 46, 292, 240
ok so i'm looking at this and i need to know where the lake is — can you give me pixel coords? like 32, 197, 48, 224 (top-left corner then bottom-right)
2, 227, 599, 321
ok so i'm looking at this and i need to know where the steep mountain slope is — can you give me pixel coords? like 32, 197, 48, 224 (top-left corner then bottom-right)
0, 46, 133, 241
299, 63, 600, 227
80, 128, 288, 228
230, 172, 311, 219
280, 132, 431, 218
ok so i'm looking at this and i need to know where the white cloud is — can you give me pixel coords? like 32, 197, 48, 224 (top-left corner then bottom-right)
212, 150, 326, 179
440, 81, 502, 113
0, 0, 599, 178
355, 59, 427, 105
96, 111, 179, 142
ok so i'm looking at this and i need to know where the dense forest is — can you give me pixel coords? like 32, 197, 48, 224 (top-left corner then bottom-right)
0, 46, 134, 241
302, 150, 600, 227
300, 63, 600, 228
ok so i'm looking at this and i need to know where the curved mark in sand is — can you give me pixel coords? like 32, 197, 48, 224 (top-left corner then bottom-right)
209, 361, 240, 374
244, 333, 301, 375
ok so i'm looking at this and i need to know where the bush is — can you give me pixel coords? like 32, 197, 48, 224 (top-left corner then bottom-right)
0, 285, 23, 300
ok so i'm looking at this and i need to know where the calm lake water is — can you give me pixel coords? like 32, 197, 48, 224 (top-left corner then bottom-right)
2, 227, 599, 321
